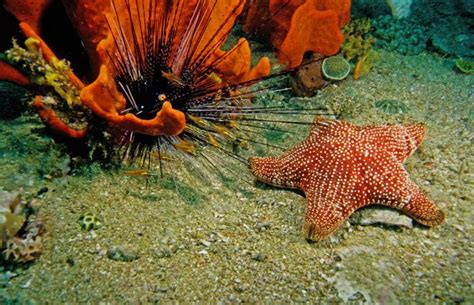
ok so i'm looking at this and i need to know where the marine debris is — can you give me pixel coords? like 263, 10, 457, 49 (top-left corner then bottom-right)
385, 0, 413, 18
249, 117, 444, 240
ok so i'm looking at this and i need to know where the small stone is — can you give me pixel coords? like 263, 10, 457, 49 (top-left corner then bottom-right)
452, 295, 465, 303
66, 255, 75, 266
154, 286, 168, 293
37, 187, 48, 196
256, 222, 271, 231
106, 246, 139, 262
20, 279, 32, 289
290, 53, 326, 97
2, 271, 17, 281
153, 247, 172, 258
235, 283, 248, 292
251, 253, 266, 262
351, 208, 414, 229
200, 240, 211, 247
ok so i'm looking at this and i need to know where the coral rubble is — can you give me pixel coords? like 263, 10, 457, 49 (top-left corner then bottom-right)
0, 191, 25, 245
0, 191, 44, 263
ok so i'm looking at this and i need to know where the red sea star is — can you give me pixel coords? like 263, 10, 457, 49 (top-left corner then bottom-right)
248, 117, 445, 240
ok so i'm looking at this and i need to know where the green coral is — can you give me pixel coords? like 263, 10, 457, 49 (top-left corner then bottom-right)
341, 18, 376, 62
455, 58, 474, 74
78, 212, 103, 231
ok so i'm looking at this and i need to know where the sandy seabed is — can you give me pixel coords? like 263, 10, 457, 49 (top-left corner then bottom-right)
0, 48, 472, 303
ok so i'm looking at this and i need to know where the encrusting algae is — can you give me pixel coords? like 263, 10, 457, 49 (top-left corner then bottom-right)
5, 36, 88, 139
6, 38, 81, 107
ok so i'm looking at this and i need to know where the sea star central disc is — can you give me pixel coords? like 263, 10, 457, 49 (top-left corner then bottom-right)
249, 117, 445, 240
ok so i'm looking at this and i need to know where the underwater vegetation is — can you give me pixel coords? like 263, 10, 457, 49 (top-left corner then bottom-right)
340, 17, 377, 80
372, 15, 426, 56
341, 18, 375, 62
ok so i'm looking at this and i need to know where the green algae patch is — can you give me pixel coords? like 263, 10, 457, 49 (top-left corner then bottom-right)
455, 58, 474, 74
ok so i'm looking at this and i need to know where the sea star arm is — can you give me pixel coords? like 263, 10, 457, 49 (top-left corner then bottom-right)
0, 61, 30, 86
399, 179, 445, 227
248, 152, 309, 189
366, 161, 445, 227
302, 165, 362, 241
303, 193, 352, 241
363, 124, 426, 163
303, 184, 356, 241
